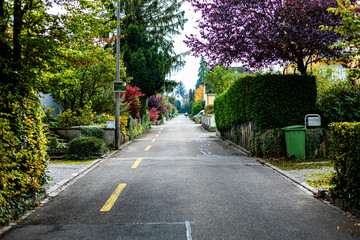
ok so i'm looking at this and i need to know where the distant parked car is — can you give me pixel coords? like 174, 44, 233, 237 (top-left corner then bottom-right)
192, 110, 205, 121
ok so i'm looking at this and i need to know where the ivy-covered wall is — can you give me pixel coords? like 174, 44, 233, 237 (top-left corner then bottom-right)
0, 90, 48, 224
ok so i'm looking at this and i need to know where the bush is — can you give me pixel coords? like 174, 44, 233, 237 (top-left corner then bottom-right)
78, 126, 104, 139
328, 122, 360, 210
191, 100, 205, 117
214, 74, 317, 132
46, 136, 64, 153
68, 137, 108, 159
205, 104, 214, 114
55, 105, 95, 128
317, 82, 360, 125
0, 90, 48, 224
305, 128, 326, 159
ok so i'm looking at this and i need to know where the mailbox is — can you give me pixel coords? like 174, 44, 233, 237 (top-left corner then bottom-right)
305, 114, 321, 128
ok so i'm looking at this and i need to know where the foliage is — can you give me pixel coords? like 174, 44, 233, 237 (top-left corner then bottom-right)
121, 22, 167, 97
328, 122, 360, 209
322, 0, 360, 82
55, 105, 95, 128
317, 82, 360, 125
78, 126, 104, 139
46, 137, 64, 153
205, 104, 214, 114
127, 116, 150, 140
68, 137, 108, 159
195, 85, 204, 102
185, 0, 344, 75
149, 108, 160, 122
188, 89, 195, 102
45, 45, 120, 113
266, 158, 332, 171
175, 81, 187, 98
121, 84, 144, 119
214, 74, 317, 132
196, 56, 209, 89
305, 171, 335, 190
249, 129, 285, 158
191, 100, 205, 117
120, 0, 188, 75
0, 91, 48, 224
203, 65, 238, 95
148, 95, 167, 116
306, 129, 326, 159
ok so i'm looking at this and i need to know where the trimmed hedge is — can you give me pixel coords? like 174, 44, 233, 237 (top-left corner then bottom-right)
68, 137, 108, 159
329, 122, 360, 210
214, 74, 317, 132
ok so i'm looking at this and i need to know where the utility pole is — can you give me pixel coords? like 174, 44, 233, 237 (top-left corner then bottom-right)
115, 1, 121, 150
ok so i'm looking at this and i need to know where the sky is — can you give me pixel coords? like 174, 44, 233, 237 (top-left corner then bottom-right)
170, 1, 202, 92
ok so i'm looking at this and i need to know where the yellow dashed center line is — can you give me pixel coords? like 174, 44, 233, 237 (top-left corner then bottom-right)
144, 145, 151, 151
100, 184, 127, 212
152, 139, 156, 143
131, 158, 142, 168
156, 134, 159, 137
158, 131, 162, 134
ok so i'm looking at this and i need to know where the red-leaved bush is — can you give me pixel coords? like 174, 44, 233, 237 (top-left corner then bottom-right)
121, 84, 144, 119
149, 108, 159, 122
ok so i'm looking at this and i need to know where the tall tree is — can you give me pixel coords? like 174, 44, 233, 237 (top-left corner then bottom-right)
121, 22, 166, 97
203, 65, 237, 95
185, 0, 346, 75
119, 0, 188, 75
175, 81, 187, 97
196, 56, 209, 89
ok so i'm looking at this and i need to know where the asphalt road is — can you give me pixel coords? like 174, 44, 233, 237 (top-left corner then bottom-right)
2, 115, 359, 239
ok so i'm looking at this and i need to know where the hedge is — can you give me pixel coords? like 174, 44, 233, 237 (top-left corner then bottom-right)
329, 122, 360, 210
214, 74, 317, 132
68, 137, 108, 159
0, 89, 48, 224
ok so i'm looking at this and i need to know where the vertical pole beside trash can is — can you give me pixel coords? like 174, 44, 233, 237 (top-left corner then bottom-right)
282, 125, 306, 160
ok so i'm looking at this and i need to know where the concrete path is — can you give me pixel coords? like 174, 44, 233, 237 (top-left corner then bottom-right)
1, 116, 359, 239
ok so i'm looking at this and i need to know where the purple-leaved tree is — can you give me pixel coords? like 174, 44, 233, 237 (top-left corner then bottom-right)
185, 0, 350, 74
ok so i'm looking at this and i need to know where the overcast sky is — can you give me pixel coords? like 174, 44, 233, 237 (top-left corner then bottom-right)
170, 1, 201, 92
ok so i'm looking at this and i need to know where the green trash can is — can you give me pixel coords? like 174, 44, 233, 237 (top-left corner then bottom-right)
281, 125, 306, 160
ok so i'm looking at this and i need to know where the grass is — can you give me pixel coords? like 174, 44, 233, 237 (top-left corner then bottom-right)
266, 158, 332, 171
49, 159, 96, 165
305, 171, 335, 189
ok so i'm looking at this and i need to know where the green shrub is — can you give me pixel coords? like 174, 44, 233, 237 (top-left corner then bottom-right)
328, 122, 360, 210
68, 137, 108, 159
46, 136, 63, 152
305, 128, 326, 159
214, 74, 317, 132
0, 89, 48, 224
205, 104, 214, 114
191, 100, 205, 117
78, 126, 104, 139
317, 82, 360, 125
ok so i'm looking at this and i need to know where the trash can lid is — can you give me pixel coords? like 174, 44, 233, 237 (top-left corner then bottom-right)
281, 125, 306, 131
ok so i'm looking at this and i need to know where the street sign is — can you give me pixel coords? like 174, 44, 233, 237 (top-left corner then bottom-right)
113, 82, 126, 92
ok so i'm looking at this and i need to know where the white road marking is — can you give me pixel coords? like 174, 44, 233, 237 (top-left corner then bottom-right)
185, 221, 192, 240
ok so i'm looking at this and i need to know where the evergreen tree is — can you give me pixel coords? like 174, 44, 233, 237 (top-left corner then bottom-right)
196, 56, 209, 89
121, 22, 166, 98
175, 81, 187, 98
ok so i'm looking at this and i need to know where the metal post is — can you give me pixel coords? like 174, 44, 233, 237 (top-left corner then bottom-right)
115, 1, 121, 150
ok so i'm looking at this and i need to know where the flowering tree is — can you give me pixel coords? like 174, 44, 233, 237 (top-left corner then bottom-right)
185, 0, 347, 75
148, 95, 168, 116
